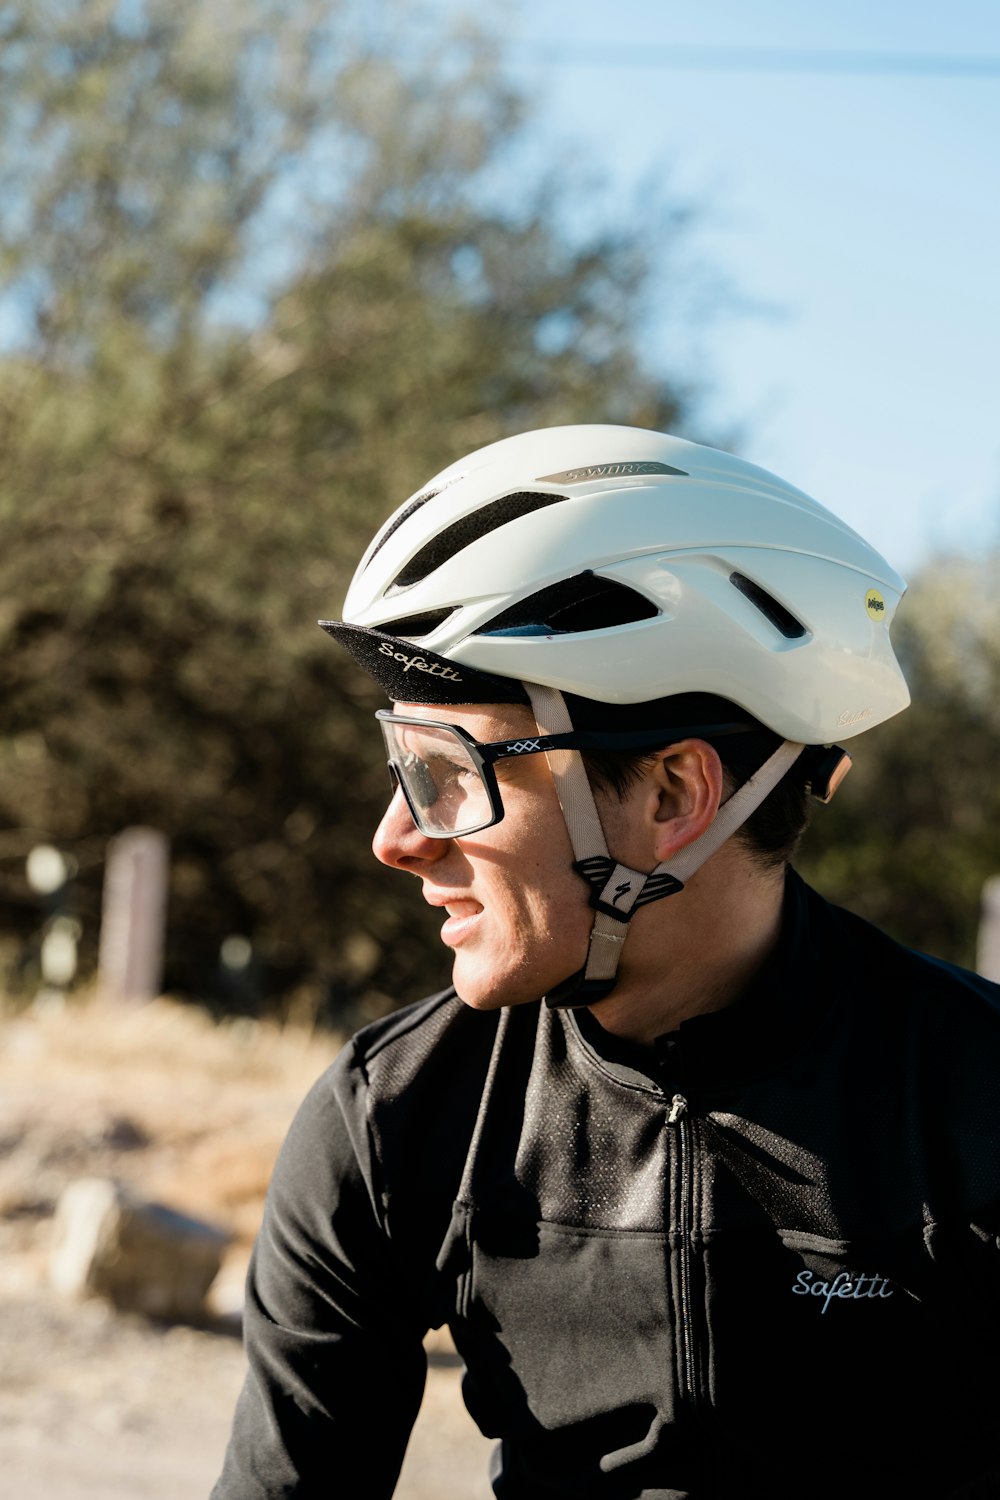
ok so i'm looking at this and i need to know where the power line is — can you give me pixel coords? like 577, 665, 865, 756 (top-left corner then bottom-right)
49, 12, 998, 80
506, 42, 1000, 77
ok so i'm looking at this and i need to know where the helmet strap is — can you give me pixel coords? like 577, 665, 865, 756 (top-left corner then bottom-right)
523, 683, 804, 1009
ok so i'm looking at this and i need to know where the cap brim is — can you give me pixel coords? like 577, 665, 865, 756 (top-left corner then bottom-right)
319, 621, 529, 707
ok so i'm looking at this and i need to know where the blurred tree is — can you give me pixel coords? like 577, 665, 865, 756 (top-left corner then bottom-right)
798, 551, 1000, 970
0, 0, 701, 1021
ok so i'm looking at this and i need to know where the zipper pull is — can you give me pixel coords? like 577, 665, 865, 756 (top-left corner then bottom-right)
667, 1093, 688, 1125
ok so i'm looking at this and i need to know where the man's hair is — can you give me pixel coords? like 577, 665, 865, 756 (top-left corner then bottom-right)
582, 728, 812, 871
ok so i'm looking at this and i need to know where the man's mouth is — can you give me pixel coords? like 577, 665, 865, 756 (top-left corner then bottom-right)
443, 899, 482, 919
427, 896, 484, 947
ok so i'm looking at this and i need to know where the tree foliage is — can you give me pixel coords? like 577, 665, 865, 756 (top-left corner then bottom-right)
798, 553, 1000, 970
0, 0, 697, 1021
7, 4, 986, 1018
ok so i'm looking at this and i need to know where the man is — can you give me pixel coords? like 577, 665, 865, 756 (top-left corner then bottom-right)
214, 426, 1000, 1499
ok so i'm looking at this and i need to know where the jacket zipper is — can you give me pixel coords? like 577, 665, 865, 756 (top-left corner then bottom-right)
667, 1093, 699, 1408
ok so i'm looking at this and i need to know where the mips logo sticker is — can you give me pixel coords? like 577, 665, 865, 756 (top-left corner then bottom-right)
865, 589, 887, 621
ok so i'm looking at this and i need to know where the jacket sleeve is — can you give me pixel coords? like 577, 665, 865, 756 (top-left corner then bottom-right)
211, 1042, 428, 1499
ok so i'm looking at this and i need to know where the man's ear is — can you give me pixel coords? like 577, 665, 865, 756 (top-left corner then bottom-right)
648, 739, 725, 863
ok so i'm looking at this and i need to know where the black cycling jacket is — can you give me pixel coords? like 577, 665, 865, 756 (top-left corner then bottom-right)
213, 871, 1000, 1498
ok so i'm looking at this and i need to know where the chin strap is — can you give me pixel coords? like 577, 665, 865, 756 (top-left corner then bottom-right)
524, 683, 805, 1009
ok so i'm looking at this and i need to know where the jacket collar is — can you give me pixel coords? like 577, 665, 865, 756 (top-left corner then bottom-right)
566, 868, 842, 1097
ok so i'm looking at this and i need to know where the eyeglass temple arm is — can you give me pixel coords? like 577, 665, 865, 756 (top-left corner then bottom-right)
478, 720, 760, 766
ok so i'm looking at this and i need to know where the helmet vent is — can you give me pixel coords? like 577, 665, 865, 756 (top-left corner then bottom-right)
729, 571, 806, 639
365, 488, 441, 568
381, 608, 455, 638
479, 571, 658, 637
391, 491, 565, 589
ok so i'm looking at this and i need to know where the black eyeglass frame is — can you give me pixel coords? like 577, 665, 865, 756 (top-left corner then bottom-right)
375, 707, 759, 838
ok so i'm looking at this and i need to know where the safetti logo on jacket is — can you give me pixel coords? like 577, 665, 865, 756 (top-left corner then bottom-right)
792, 1269, 894, 1314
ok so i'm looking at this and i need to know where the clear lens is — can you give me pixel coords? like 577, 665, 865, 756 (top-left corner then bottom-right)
379, 719, 495, 837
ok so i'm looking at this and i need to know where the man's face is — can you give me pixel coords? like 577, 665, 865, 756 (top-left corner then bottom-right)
371, 701, 595, 1010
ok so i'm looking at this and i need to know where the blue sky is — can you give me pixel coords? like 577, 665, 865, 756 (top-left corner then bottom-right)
483, 0, 1000, 579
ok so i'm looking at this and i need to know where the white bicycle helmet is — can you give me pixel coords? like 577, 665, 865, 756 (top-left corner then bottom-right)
322, 424, 910, 1004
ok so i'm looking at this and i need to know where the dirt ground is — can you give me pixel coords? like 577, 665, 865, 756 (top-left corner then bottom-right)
0, 995, 494, 1498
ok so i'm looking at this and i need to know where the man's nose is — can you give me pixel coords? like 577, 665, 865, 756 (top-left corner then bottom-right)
372, 785, 449, 870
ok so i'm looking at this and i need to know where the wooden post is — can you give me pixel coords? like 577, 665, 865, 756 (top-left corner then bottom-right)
98, 828, 170, 1003
976, 876, 1000, 984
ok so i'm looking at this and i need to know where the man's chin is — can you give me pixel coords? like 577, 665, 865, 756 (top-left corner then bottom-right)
451, 959, 544, 1012
453, 988, 511, 1012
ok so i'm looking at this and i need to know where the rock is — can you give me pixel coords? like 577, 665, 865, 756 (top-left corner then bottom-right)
50, 1177, 231, 1323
